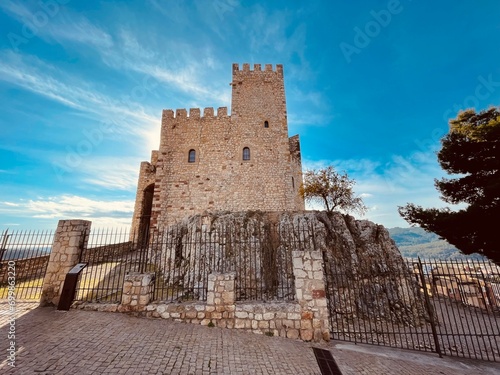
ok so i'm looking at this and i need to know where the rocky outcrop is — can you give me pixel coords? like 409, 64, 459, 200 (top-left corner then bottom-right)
150, 210, 428, 325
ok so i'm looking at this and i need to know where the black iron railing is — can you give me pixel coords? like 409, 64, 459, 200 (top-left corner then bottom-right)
0, 229, 54, 299
150, 221, 296, 303
75, 228, 146, 303
324, 256, 500, 362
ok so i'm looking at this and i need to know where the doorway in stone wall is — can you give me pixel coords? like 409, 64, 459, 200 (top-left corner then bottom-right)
138, 183, 154, 246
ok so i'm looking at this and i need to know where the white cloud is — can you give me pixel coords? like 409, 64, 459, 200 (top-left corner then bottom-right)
138, 62, 231, 105
3, 3, 235, 112
0, 51, 158, 139
28, 195, 133, 216
79, 158, 140, 191
99, 31, 231, 106
1, 1, 113, 49
47, 15, 114, 49
287, 113, 333, 130
0, 1, 33, 21
1, 195, 134, 226
2, 202, 19, 207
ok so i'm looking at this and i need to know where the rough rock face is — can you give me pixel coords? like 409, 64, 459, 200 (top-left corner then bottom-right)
150, 210, 428, 325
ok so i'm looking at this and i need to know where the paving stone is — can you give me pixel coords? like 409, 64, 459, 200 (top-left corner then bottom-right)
0, 301, 499, 374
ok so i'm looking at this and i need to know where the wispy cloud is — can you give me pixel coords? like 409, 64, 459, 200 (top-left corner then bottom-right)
79, 157, 140, 191
0, 195, 134, 224
2, 202, 19, 207
1, 0, 113, 49
0, 50, 158, 138
287, 113, 333, 133
99, 30, 231, 106
148, 0, 191, 26
3, 2, 241, 109
46, 14, 113, 49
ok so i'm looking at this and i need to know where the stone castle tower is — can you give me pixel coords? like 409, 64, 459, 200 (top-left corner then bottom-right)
131, 63, 304, 237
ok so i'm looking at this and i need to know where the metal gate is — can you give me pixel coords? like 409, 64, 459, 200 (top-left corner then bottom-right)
74, 228, 148, 303
0, 229, 54, 299
324, 256, 500, 362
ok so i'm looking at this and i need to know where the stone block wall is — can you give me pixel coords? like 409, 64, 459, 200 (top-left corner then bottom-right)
0, 254, 49, 283
133, 63, 305, 231
292, 250, 330, 341
119, 272, 155, 312
40, 220, 91, 307
75, 250, 330, 342
130, 151, 158, 240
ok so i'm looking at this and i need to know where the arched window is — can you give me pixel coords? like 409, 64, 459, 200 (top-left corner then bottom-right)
188, 149, 196, 163
242, 147, 250, 161
264, 120, 269, 128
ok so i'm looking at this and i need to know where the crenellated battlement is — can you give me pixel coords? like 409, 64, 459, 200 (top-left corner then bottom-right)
132, 63, 303, 237
162, 107, 229, 120
232, 63, 283, 76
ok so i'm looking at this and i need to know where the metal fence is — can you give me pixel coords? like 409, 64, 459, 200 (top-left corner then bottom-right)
0, 229, 54, 299
325, 257, 500, 362
75, 228, 147, 303
73, 223, 296, 304
149, 222, 295, 303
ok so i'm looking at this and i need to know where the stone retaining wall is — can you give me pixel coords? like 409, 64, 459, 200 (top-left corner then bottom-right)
81, 241, 134, 263
0, 255, 49, 283
77, 250, 330, 342
40, 218, 331, 342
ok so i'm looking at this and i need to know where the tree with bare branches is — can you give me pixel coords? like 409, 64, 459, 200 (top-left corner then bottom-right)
299, 166, 367, 215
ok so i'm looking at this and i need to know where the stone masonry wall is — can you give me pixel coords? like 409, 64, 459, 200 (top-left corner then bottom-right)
40, 220, 91, 307
81, 250, 330, 343
0, 254, 49, 283
292, 250, 330, 341
288, 135, 304, 210
119, 272, 155, 312
130, 150, 158, 240
137, 63, 304, 230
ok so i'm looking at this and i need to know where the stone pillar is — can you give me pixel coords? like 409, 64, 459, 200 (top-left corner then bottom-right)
40, 220, 91, 307
119, 273, 155, 312
292, 250, 330, 342
206, 272, 235, 327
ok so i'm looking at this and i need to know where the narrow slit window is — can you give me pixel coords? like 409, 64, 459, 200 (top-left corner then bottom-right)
188, 149, 196, 163
264, 120, 269, 128
243, 147, 250, 161
292, 177, 295, 189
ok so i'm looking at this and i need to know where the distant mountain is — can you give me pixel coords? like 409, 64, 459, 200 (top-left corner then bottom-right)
387, 227, 485, 260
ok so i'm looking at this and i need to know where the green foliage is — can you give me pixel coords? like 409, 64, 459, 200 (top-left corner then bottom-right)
299, 166, 367, 215
398, 107, 500, 264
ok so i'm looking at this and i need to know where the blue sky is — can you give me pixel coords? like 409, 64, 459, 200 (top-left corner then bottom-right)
1, 0, 499, 230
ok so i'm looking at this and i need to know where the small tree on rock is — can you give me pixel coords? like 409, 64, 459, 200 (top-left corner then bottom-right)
299, 166, 367, 215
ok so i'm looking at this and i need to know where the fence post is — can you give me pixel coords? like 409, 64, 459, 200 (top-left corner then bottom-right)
119, 272, 155, 312
417, 257, 442, 358
292, 250, 330, 342
0, 229, 10, 263
40, 220, 91, 307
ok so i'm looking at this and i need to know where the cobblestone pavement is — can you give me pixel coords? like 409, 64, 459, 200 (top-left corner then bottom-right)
0, 302, 499, 374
